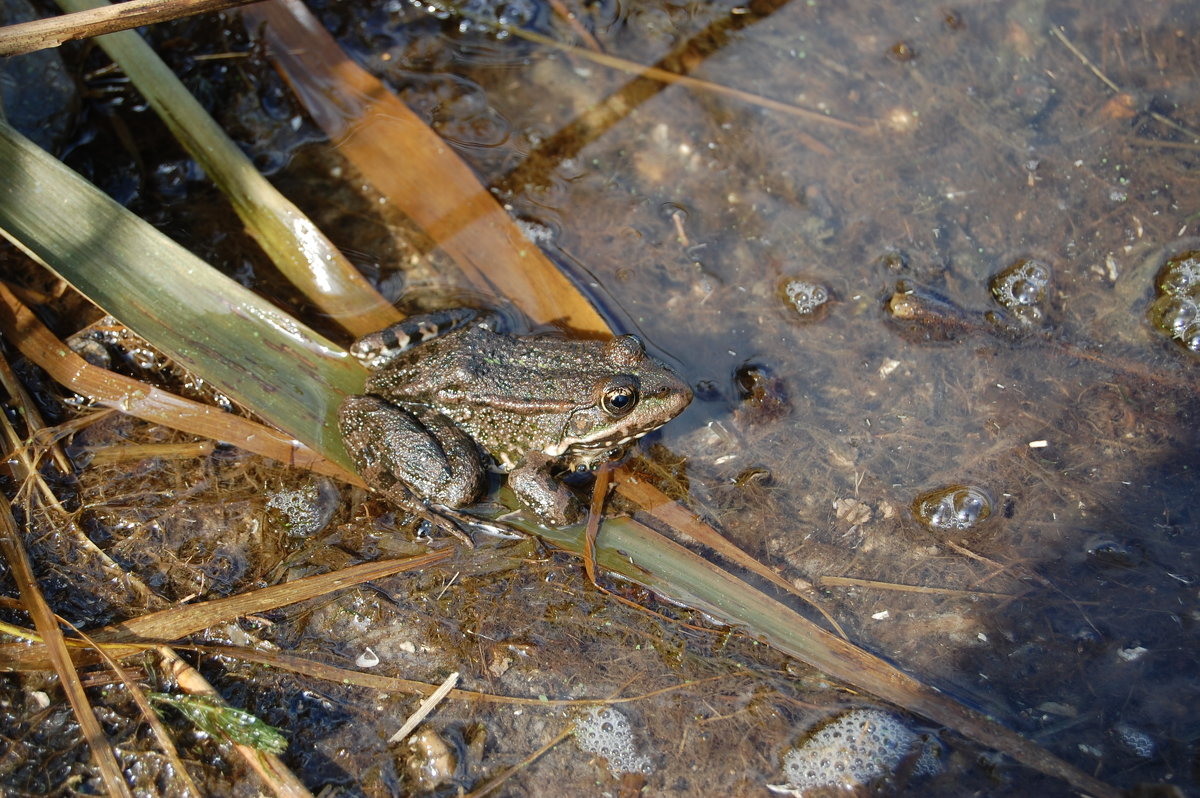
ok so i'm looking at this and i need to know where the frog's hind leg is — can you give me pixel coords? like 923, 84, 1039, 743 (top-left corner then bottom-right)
340, 395, 486, 543
348, 309, 482, 370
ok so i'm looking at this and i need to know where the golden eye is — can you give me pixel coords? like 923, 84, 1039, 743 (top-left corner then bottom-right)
601, 384, 639, 417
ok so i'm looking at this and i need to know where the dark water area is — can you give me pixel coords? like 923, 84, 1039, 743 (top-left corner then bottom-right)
2, 0, 1198, 794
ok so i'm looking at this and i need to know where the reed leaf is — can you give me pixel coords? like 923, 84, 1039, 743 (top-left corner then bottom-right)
0, 119, 362, 467
52, 0, 399, 336
243, 0, 609, 335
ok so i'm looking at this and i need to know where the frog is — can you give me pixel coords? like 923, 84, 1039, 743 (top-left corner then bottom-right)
338, 308, 692, 534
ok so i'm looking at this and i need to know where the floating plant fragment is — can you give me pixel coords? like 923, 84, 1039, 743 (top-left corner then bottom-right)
149, 693, 287, 754
1148, 250, 1200, 355
573, 706, 653, 776
912, 485, 992, 532
772, 708, 940, 794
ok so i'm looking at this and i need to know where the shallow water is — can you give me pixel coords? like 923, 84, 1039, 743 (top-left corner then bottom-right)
7, 0, 1199, 794
352, 0, 1200, 793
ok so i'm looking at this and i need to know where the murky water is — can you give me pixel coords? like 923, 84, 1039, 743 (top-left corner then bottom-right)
361, 0, 1200, 790
6, 0, 1199, 794
336, 0, 1200, 793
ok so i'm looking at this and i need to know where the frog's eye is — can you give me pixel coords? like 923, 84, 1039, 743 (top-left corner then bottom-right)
601, 381, 640, 417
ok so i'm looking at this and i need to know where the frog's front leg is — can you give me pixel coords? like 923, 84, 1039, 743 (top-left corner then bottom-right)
508, 451, 584, 527
339, 395, 486, 516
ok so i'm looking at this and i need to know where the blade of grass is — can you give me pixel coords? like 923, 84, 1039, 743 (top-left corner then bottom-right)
242, 0, 609, 335
0, 342, 71, 474
0, 282, 359, 482
0, 120, 365, 467
50, 0, 399, 336
0, 492, 133, 798
0, 549, 452, 671
616, 476, 828, 604
95, 549, 452, 645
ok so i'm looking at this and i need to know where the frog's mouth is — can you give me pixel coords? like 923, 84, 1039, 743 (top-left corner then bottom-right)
554, 421, 672, 472
551, 372, 693, 469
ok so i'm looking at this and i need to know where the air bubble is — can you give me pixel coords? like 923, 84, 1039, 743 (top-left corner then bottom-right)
778, 709, 941, 791
572, 706, 653, 776
1113, 724, 1155, 759
1148, 250, 1200, 356
1084, 534, 1141, 569
780, 278, 831, 319
913, 485, 993, 532
989, 258, 1051, 329
267, 479, 341, 536
1158, 296, 1197, 336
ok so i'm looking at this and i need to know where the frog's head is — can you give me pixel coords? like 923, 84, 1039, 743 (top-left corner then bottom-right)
552, 335, 692, 470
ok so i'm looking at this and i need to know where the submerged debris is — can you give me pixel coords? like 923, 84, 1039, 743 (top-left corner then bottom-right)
735, 361, 792, 422
884, 280, 984, 341
396, 722, 487, 792
401, 725, 458, 792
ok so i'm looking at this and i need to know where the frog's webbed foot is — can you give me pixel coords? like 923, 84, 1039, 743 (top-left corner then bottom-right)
384, 482, 479, 548
508, 452, 584, 527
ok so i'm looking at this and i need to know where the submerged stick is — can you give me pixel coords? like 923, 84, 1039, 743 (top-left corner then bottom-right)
0, 0, 257, 56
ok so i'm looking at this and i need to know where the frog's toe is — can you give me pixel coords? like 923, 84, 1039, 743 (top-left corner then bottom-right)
508, 468, 583, 527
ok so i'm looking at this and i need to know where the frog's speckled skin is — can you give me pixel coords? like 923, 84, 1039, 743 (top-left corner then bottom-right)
339, 310, 692, 528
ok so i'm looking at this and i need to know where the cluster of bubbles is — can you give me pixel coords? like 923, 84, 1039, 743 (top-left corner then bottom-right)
572, 706, 653, 776
1148, 250, 1200, 354
267, 479, 339, 536
777, 709, 940, 792
407, 0, 538, 35
1112, 724, 1155, 759
912, 485, 992, 532
988, 257, 1051, 326
781, 279, 830, 319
